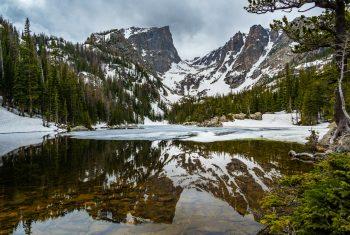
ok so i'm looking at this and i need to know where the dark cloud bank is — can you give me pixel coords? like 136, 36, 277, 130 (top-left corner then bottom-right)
1, 0, 320, 59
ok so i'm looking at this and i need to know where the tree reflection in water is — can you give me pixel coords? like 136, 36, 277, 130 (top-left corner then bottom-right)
0, 138, 310, 234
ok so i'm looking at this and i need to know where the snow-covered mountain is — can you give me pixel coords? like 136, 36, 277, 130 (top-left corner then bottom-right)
162, 25, 331, 101
83, 24, 331, 105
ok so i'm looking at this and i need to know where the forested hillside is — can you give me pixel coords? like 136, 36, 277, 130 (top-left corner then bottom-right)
0, 17, 166, 128
167, 64, 345, 126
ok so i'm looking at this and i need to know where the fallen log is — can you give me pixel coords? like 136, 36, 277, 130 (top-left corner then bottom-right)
288, 150, 327, 162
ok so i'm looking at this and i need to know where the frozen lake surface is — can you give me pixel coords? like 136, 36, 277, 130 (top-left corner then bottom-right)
0, 109, 329, 158
68, 122, 328, 144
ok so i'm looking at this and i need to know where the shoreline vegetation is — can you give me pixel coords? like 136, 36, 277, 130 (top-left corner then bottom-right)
258, 153, 350, 234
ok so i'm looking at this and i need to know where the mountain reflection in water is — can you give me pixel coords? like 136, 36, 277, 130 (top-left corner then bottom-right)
0, 138, 311, 234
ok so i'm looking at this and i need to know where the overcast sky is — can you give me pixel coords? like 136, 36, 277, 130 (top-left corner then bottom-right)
1, 0, 320, 59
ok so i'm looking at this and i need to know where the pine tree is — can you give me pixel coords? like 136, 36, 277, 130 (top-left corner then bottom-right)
14, 18, 40, 116
0, 21, 19, 107
0, 24, 5, 97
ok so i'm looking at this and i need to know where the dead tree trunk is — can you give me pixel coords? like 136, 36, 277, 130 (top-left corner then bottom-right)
0, 27, 4, 94
332, 0, 350, 143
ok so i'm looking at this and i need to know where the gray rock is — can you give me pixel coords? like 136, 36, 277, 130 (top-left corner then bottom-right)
227, 114, 236, 121
219, 115, 228, 122
125, 26, 181, 73
71, 126, 89, 132
319, 122, 337, 147
108, 124, 140, 130
198, 116, 223, 127
249, 112, 262, 120
232, 113, 246, 120
336, 133, 350, 152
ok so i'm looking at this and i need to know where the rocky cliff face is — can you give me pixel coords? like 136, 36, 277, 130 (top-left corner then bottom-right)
193, 31, 245, 67
122, 26, 181, 74
86, 29, 146, 68
86, 26, 181, 75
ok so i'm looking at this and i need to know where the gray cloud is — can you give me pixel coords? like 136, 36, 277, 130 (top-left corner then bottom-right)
0, 0, 320, 59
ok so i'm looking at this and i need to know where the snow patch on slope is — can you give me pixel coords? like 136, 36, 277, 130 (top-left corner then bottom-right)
0, 106, 57, 134
234, 37, 275, 92
123, 27, 151, 39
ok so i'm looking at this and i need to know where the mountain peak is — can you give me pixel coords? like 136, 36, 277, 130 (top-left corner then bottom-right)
120, 26, 171, 39
124, 25, 181, 73
192, 30, 245, 67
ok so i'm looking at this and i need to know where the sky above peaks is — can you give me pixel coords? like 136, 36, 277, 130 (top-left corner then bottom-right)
1, 0, 320, 59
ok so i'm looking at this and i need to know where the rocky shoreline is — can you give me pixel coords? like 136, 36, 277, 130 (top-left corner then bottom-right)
70, 124, 142, 132
289, 122, 350, 162
183, 112, 263, 127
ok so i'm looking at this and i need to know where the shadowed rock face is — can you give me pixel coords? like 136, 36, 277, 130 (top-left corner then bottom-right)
193, 32, 245, 67
233, 25, 269, 73
126, 26, 181, 74
86, 26, 181, 75
86, 29, 145, 67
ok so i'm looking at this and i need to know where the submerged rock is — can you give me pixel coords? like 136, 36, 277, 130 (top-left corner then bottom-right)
289, 150, 326, 162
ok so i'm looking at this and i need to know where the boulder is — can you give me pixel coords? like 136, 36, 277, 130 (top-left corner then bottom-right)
71, 126, 89, 132
249, 112, 262, 120
219, 115, 228, 122
211, 116, 220, 123
199, 121, 223, 127
227, 113, 236, 121
109, 124, 140, 130
319, 122, 337, 147
336, 133, 350, 152
198, 116, 223, 127
232, 113, 246, 120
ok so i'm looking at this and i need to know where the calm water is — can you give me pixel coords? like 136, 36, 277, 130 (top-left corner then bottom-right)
0, 138, 311, 234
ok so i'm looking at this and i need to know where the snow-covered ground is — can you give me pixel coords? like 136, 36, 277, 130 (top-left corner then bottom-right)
0, 107, 58, 134
0, 106, 59, 156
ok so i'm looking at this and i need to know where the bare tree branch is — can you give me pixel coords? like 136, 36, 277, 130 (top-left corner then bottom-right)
245, 0, 337, 14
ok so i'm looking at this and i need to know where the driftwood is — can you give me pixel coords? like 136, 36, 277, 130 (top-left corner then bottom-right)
289, 150, 327, 162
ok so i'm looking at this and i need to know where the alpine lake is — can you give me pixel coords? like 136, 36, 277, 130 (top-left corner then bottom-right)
0, 136, 312, 234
